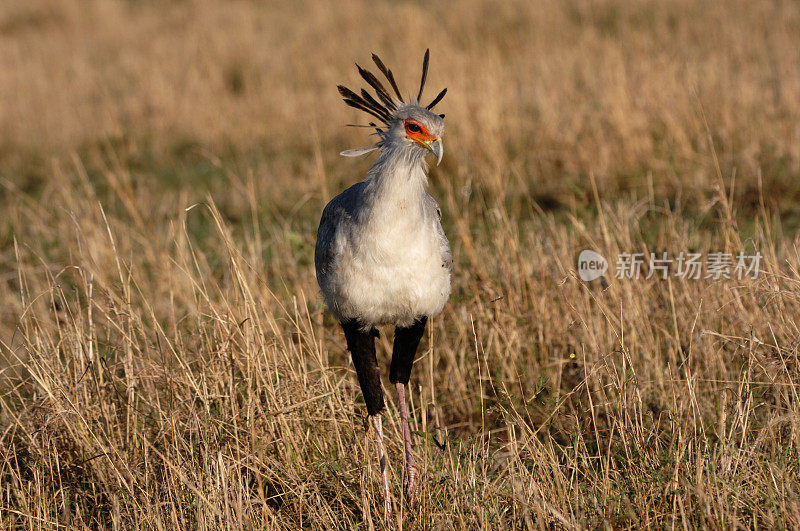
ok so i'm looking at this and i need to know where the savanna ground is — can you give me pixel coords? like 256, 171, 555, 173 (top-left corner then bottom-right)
1, 0, 800, 528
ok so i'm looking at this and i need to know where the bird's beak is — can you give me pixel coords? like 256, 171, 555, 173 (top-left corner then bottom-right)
418, 137, 443, 166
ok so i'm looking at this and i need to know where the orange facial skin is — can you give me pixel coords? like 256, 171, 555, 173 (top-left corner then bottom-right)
403, 119, 438, 143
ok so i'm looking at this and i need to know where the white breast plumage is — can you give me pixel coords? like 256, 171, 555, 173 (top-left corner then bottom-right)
315, 160, 451, 328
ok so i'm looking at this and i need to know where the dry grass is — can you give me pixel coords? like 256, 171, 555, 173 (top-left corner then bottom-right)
2, 0, 800, 528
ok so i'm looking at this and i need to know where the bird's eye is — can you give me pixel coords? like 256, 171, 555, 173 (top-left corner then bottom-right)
406, 123, 422, 134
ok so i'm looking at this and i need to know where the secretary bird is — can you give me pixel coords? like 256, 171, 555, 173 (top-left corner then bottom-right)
314, 50, 450, 517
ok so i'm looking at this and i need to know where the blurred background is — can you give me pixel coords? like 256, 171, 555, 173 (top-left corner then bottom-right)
2, 0, 798, 209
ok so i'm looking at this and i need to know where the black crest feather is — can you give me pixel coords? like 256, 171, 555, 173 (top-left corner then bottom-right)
338, 50, 447, 128
359, 89, 390, 120
338, 85, 388, 122
425, 88, 447, 110
371, 54, 403, 101
356, 64, 395, 110
417, 49, 429, 102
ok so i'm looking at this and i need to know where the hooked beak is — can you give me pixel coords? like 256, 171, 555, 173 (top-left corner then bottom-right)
415, 137, 444, 166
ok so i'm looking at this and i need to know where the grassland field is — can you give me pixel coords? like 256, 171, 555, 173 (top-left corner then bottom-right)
1, 0, 800, 528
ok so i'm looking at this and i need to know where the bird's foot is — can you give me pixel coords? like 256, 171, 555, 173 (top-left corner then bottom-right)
383, 496, 394, 520
372, 415, 394, 520
380, 463, 394, 520
403, 463, 419, 504
380, 464, 394, 520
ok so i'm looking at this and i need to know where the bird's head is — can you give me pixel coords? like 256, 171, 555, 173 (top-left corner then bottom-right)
386, 104, 445, 165
338, 50, 447, 165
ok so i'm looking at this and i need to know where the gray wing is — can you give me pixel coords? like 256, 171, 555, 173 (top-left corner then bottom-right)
425, 193, 452, 272
315, 182, 366, 283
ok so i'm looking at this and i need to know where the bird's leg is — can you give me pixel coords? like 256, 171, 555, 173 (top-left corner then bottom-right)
389, 316, 427, 503
371, 414, 393, 519
342, 320, 393, 518
395, 381, 418, 501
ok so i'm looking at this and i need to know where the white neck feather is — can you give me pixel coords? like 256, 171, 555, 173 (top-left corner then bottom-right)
359, 144, 429, 224
367, 143, 427, 191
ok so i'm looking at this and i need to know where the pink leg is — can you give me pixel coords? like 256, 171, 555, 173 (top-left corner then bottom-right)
371, 415, 393, 519
395, 382, 418, 502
